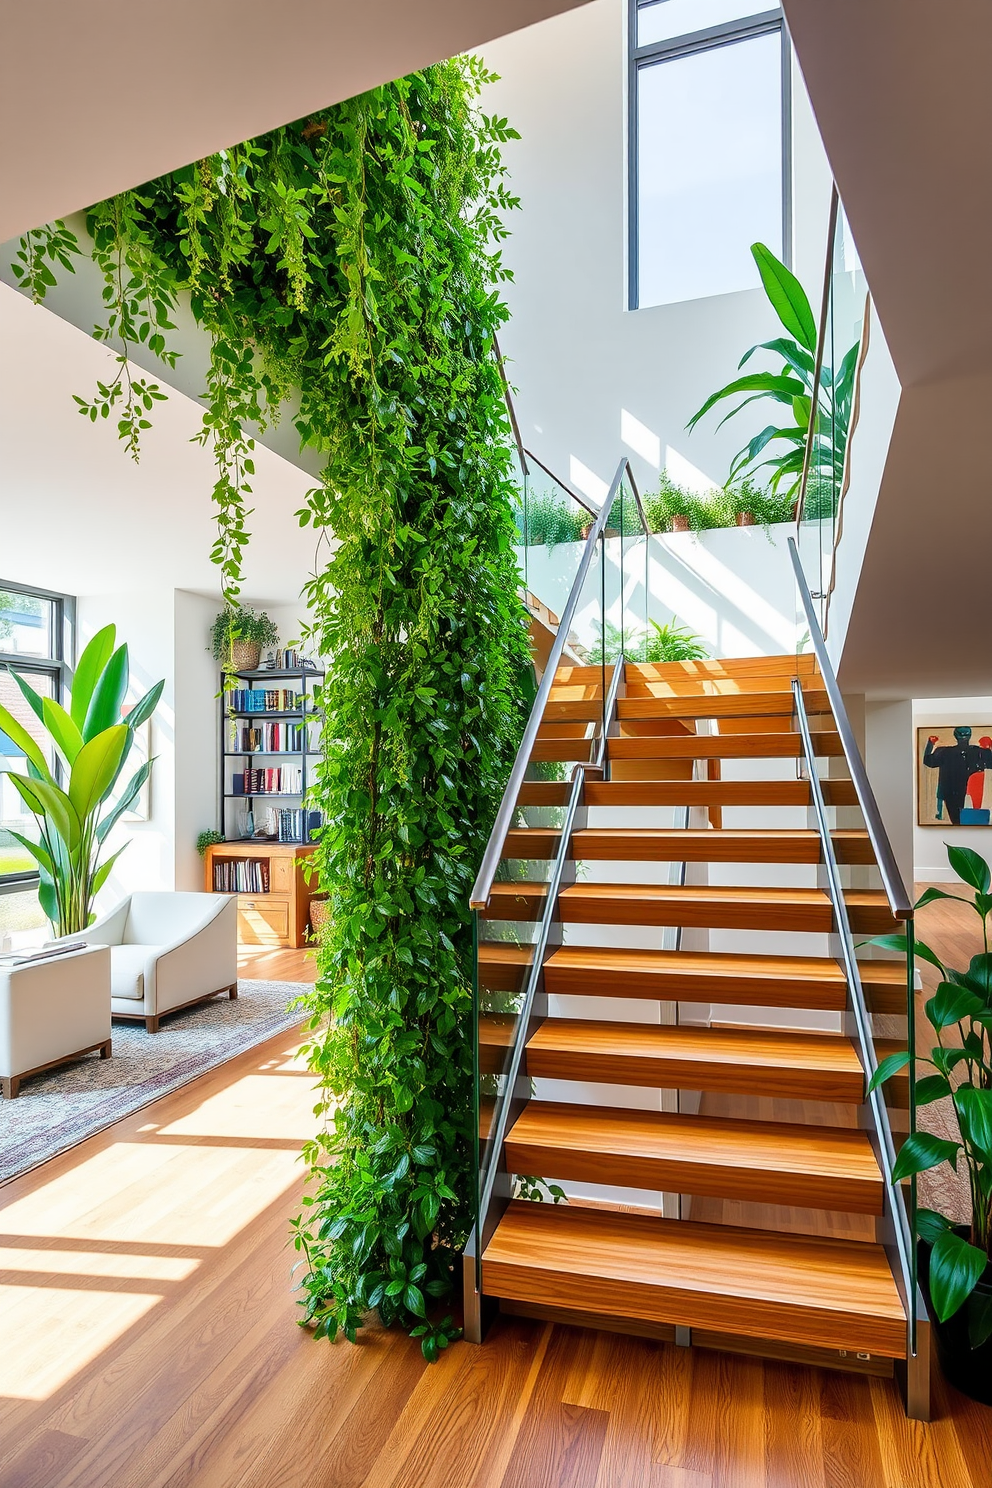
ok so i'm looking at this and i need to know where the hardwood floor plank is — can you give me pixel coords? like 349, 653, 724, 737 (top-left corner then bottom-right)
0, 1429, 90, 1488
762, 1363, 826, 1488
499, 1328, 609, 1488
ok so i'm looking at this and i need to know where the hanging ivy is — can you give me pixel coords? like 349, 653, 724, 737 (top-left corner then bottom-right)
21, 58, 531, 1357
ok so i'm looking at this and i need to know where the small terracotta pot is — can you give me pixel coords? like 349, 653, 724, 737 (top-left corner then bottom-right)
228, 641, 261, 671
669, 515, 691, 533
735, 511, 756, 527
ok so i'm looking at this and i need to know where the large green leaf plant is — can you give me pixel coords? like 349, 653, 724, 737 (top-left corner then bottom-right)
0, 625, 163, 936
870, 845, 992, 1348
687, 243, 859, 512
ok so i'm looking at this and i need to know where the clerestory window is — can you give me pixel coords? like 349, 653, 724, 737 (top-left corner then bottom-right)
629, 0, 790, 309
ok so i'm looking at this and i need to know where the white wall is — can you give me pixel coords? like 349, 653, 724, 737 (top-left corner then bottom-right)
913, 697, 992, 883
482, 0, 834, 505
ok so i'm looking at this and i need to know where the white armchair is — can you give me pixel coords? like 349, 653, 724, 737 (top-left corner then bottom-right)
53, 892, 238, 1033
0, 945, 111, 1098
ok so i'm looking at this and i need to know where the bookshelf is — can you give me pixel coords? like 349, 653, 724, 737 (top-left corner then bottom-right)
212, 663, 324, 948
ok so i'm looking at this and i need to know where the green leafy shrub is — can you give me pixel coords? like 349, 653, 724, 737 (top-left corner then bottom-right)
643, 475, 720, 533
870, 844, 992, 1347
711, 477, 794, 528
644, 620, 708, 662
196, 828, 225, 857
515, 491, 587, 548
209, 604, 278, 661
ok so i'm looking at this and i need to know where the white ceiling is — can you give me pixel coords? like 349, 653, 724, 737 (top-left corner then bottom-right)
0, 0, 592, 242
783, 0, 992, 698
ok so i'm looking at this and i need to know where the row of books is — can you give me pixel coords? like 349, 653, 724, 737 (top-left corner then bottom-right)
212, 859, 270, 893
231, 766, 303, 796
278, 809, 321, 843
228, 688, 304, 714
227, 721, 309, 753
260, 648, 318, 671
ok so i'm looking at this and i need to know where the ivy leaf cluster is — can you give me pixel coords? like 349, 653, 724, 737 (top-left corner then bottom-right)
19, 57, 530, 1356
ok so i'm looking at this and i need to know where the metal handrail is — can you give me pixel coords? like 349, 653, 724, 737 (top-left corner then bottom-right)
471, 457, 640, 909
788, 536, 913, 919
794, 186, 839, 528
792, 678, 916, 1348
522, 447, 597, 519
475, 655, 625, 1229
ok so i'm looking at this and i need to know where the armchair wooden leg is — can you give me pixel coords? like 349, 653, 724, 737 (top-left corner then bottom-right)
229, 983, 239, 1000
145, 1016, 160, 1034
100, 1039, 112, 1059
1, 1075, 19, 1100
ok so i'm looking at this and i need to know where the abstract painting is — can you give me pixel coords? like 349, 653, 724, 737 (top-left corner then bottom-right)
917, 725, 992, 826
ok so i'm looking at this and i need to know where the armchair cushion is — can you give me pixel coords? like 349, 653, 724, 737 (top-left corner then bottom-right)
110, 945, 152, 1001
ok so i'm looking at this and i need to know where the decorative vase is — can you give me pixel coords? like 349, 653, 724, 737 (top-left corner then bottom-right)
670, 515, 691, 533
228, 641, 261, 671
735, 511, 756, 527
919, 1233, 992, 1405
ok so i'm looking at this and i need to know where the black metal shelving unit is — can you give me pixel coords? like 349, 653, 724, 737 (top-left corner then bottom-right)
219, 665, 324, 845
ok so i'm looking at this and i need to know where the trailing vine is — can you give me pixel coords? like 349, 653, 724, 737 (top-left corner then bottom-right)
20, 59, 530, 1357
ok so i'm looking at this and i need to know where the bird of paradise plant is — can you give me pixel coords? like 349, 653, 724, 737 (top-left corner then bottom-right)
687, 242, 859, 513
0, 625, 163, 935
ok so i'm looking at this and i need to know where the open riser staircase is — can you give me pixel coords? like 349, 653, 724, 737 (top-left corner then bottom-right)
467, 464, 929, 1420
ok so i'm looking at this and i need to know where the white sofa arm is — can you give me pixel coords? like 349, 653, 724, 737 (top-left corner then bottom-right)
149, 898, 238, 1016
48, 899, 131, 949
0, 945, 111, 1088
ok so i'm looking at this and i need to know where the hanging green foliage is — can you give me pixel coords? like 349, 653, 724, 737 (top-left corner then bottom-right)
20, 58, 531, 1357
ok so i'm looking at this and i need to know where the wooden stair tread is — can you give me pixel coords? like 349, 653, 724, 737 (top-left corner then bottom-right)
582, 779, 858, 806
525, 1018, 864, 1103
608, 733, 842, 759
625, 654, 818, 680
543, 945, 901, 1010
481, 1202, 905, 1357
617, 689, 829, 719
556, 883, 899, 934
502, 827, 873, 865
505, 1101, 883, 1212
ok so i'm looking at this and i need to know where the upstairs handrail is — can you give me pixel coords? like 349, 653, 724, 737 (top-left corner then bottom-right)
471, 457, 645, 910
795, 185, 839, 528
788, 535, 912, 919
521, 446, 597, 518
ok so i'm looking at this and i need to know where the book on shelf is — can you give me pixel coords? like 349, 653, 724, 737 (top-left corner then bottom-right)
227, 720, 308, 753
212, 858, 270, 893
231, 765, 304, 796
259, 648, 321, 671
228, 687, 305, 714
278, 808, 321, 843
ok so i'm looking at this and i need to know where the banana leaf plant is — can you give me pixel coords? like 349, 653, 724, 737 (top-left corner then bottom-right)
0, 625, 163, 936
869, 844, 992, 1348
686, 243, 859, 512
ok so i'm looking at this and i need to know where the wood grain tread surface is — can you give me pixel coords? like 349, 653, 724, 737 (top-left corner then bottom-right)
524, 1018, 865, 1102
617, 689, 829, 718
504, 1101, 883, 1213
481, 1202, 906, 1358
582, 777, 859, 806
556, 882, 899, 935
608, 732, 842, 760
544, 945, 850, 1008
501, 827, 874, 865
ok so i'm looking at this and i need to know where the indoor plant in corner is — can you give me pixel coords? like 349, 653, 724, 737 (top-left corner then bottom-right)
870, 844, 992, 1405
210, 603, 278, 672
0, 625, 163, 936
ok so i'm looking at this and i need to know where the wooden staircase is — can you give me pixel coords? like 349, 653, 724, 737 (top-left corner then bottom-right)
471, 652, 914, 1383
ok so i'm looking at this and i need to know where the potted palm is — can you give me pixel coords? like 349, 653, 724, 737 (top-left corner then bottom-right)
210, 604, 279, 672
0, 626, 163, 936
870, 844, 992, 1404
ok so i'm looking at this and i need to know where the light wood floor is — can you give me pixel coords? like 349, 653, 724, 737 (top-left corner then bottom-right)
0, 944, 989, 1485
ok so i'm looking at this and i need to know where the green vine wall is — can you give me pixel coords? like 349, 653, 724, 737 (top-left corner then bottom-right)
21, 59, 531, 1356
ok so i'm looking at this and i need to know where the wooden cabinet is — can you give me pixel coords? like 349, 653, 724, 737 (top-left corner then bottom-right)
205, 842, 318, 949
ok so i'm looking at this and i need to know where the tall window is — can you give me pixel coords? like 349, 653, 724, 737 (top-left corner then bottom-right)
630, 1, 789, 309
0, 582, 73, 918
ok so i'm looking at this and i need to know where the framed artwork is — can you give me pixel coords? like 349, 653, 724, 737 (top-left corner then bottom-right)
917, 725, 992, 827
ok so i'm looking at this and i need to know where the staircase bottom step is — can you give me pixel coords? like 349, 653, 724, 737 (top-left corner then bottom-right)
481, 1201, 906, 1359
499, 1299, 895, 1378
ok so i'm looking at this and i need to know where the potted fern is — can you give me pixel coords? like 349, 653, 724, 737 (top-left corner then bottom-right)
210, 604, 279, 672
870, 844, 992, 1404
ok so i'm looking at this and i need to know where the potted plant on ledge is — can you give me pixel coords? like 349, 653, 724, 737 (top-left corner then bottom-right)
210, 604, 279, 672
870, 844, 992, 1405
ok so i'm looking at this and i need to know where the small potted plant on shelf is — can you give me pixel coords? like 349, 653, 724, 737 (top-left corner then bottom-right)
196, 829, 225, 857
210, 604, 279, 673
869, 844, 992, 1405
715, 477, 794, 529
643, 476, 713, 534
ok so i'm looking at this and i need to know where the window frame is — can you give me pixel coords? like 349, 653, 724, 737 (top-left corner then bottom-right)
627, 2, 792, 311
0, 577, 75, 892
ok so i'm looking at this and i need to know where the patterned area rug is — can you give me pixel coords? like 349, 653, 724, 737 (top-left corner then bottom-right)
0, 979, 309, 1185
